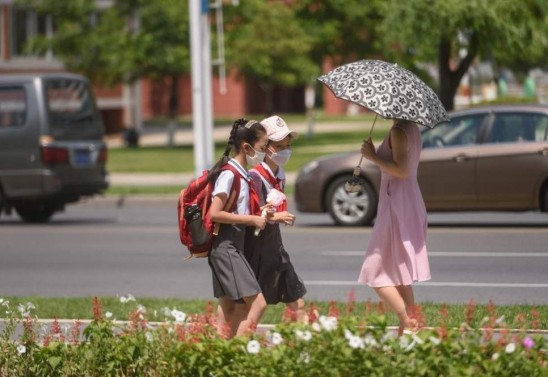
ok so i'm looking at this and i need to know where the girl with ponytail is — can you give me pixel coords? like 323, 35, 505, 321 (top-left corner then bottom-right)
207, 118, 273, 338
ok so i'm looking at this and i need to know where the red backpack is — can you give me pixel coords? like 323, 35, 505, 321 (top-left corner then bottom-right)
178, 164, 241, 259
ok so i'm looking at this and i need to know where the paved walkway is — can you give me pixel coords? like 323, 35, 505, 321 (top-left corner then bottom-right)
107, 119, 387, 186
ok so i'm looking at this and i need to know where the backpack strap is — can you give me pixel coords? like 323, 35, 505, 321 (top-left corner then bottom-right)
212, 164, 242, 236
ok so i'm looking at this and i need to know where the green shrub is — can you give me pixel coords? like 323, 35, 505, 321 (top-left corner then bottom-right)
0, 297, 545, 376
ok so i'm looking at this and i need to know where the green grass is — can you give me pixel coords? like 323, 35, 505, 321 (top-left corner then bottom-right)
105, 185, 294, 196
3, 296, 546, 329
107, 128, 390, 174
106, 185, 182, 195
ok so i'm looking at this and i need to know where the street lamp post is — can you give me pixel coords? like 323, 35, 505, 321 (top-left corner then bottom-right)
189, 0, 214, 177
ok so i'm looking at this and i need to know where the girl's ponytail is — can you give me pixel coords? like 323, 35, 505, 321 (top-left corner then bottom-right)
207, 118, 246, 184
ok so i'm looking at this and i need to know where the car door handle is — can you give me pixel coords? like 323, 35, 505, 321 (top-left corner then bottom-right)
453, 154, 470, 162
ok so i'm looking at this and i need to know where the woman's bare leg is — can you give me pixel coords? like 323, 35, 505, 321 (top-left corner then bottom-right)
286, 298, 308, 324
395, 285, 415, 312
234, 293, 267, 337
374, 286, 417, 335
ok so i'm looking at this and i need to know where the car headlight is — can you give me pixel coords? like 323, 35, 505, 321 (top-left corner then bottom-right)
300, 160, 319, 176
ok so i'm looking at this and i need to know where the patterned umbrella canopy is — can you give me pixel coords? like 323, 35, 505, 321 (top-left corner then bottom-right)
318, 59, 449, 128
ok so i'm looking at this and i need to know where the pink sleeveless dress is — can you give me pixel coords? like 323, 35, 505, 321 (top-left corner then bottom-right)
358, 123, 431, 287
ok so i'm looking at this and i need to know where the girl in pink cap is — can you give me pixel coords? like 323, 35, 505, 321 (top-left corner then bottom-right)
244, 115, 308, 323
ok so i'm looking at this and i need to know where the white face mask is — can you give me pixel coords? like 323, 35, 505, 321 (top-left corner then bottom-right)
245, 144, 266, 167
269, 148, 291, 166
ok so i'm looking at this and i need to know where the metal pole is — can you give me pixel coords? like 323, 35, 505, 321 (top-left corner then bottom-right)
201, 1, 214, 167
189, 0, 206, 177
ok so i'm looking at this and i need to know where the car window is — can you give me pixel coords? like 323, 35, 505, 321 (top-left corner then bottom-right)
45, 78, 103, 140
422, 115, 484, 148
486, 113, 548, 143
0, 86, 27, 128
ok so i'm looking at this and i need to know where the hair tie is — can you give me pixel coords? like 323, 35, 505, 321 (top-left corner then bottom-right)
244, 120, 258, 128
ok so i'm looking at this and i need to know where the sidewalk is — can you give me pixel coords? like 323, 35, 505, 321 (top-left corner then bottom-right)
107, 119, 382, 187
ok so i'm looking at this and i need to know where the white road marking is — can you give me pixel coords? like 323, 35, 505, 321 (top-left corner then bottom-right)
320, 251, 548, 257
304, 281, 548, 288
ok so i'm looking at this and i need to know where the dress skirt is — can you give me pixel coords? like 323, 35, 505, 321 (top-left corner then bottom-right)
244, 223, 307, 305
208, 223, 261, 302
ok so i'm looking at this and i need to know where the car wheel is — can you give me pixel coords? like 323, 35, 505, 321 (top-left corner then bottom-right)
15, 203, 56, 223
326, 176, 377, 226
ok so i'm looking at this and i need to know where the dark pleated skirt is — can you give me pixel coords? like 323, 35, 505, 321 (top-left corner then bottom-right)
244, 223, 307, 305
208, 223, 261, 302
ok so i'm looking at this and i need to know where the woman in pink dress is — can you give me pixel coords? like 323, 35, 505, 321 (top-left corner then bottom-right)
358, 119, 431, 335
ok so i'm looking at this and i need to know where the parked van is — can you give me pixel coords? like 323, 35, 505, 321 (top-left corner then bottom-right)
0, 73, 108, 222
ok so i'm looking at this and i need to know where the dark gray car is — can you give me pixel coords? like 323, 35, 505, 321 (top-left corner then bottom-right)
0, 73, 108, 222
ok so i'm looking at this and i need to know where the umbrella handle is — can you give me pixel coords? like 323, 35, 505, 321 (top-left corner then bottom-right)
354, 114, 377, 177
368, 114, 378, 138
353, 156, 364, 176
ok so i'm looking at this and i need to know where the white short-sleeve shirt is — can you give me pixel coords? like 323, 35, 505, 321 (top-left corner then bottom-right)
212, 159, 250, 215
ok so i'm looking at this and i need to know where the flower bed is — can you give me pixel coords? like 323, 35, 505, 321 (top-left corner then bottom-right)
0, 297, 546, 376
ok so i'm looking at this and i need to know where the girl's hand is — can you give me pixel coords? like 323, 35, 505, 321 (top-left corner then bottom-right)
361, 138, 376, 160
275, 211, 295, 226
260, 203, 275, 216
251, 215, 268, 230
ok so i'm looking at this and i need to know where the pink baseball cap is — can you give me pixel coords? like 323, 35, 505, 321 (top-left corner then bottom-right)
260, 115, 298, 141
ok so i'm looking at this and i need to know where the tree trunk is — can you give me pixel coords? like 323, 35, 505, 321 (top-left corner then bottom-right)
437, 36, 477, 112
166, 74, 179, 147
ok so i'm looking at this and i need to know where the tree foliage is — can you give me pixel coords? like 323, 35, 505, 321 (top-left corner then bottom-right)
224, 0, 318, 113
379, 0, 548, 110
19, 0, 548, 114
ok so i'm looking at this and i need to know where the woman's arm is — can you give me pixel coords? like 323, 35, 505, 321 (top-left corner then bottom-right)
361, 127, 410, 179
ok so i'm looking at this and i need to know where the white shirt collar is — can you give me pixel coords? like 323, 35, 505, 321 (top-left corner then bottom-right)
228, 159, 250, 181
261, 162, 285, 181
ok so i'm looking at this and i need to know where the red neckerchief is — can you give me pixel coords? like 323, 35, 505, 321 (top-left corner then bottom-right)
254, 163, 287, 212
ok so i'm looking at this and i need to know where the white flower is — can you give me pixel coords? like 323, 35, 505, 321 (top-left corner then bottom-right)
492, 352, 500, 361
119, 294, 136, 304
348, 335, 364, 349
505, 342, 516, 354
399, 335, 410, 348
270, 332, 283, 346
145, 332, 154, 343
344, 328, 353, 340
364, 334, 378, 348
105, 311, 113, 319
429, 336, 441, 346
311, 322, 322, 332
318, 315, 338, 331
171, 309, 186, 323
25, 302, 35, 310
246, 340, 261, 354
495, 315, 505, 325
411, 334, 424, 345
137, 304, 147, 314
17, 304, 30, 317
163, 307, 172, 317
17, 344, 26, 355
382, 345, 391, 352
381, 331, 396, 343
0, 298, 3, 304
1, 300, 9, 308
299, 352, 310, 364
295, 330, 312, 341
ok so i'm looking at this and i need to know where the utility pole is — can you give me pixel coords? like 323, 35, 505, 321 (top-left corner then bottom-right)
189, 0, 214, 177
